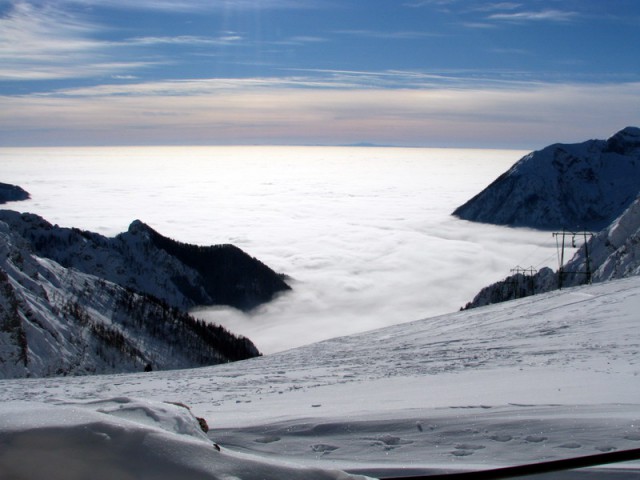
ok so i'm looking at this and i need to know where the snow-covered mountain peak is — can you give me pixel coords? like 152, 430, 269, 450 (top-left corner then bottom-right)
453, 127, 640, 230
127, 219, 148, 235
0, 209, 290, 311
0, 209, 297, 378
605, 125, 640, 155
0, 226, 263, 379
125, 219, 170, 241
121, 219, 156, 247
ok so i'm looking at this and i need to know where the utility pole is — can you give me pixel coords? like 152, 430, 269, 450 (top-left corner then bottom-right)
553, 229, 567, 289
552, 229, 594, 289
583, 231, 593, 284
509, 266, 537, 298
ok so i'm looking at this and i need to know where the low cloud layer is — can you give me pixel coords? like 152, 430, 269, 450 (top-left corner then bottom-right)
3, 145, 561, 353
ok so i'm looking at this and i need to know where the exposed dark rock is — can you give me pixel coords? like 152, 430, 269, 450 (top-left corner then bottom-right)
462, 267, 557, 310
463, 183, 640, 310
125, 220, 291, 311
0, 216, 262, 379
0, 183, 30, 204
0, 210, 290, 311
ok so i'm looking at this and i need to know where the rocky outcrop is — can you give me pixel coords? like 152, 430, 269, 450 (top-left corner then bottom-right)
0, 216, 261, 379
0, 182, 30, 204
125, 220, 291, 310
453, 127, 640, 230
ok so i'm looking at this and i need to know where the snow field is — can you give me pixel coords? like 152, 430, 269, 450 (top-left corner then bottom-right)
0, 398, 371, 480
1, 276, 640, 478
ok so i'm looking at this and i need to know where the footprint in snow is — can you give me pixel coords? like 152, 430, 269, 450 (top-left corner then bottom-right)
525, 435, 547, 443
489, 434, 513, 443
375, 435, 414, 446
624, 433, 640, 441
451, 444, 485, 457
455, 444, 485, 451
557, 442, 582, 449
254, 436, 281, 444
311, 444, 339, 453
367, 435, 413, 451
596, 445, 616, 452
379, 435, 406, 446
451, 450, 474, 457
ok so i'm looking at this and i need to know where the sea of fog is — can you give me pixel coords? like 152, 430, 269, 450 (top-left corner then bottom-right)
1, 146, 563, 354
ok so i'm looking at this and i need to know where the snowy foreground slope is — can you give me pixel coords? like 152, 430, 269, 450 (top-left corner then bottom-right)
1, 276, 640, 479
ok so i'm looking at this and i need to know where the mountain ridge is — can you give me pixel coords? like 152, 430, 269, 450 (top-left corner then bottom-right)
0, 210, 292, 378
0, 210, 290, 311
463, 175, 640, 309
453, 126, 640, 230
127, 220, 291, 310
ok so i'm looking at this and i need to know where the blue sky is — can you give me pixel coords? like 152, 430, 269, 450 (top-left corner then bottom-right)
1, 0, 639, 148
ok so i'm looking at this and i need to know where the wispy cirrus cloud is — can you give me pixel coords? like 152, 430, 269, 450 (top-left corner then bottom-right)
334, 29, 442, 40
458, 4, 580, 29
281, 35, 327, 44
403, 0, 456, 7
402, 1, 579, 29
0, 2, 100, 59
280, 68, 540, 90
126, 34, 244, 47
0, 2, 250, 82
59, 0, 317, 12
0, 1, 325, 82
403, 0, 522, 12
488, 9, 579, 22
471, 2, 522, 12
2, 74, 638, 147
0, 2, 151, 80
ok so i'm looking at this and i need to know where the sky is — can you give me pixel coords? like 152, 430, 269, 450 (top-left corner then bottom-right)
1, 0, 639, 148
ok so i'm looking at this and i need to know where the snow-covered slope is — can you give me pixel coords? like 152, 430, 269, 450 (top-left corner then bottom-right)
453, 127, 640, 230
1, 276, 639, 478
464, 193, 640, 309
0, 398, 368, 480
0, 216, 260, 379
565, 195, 640, 283
0, 209, 290, 311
